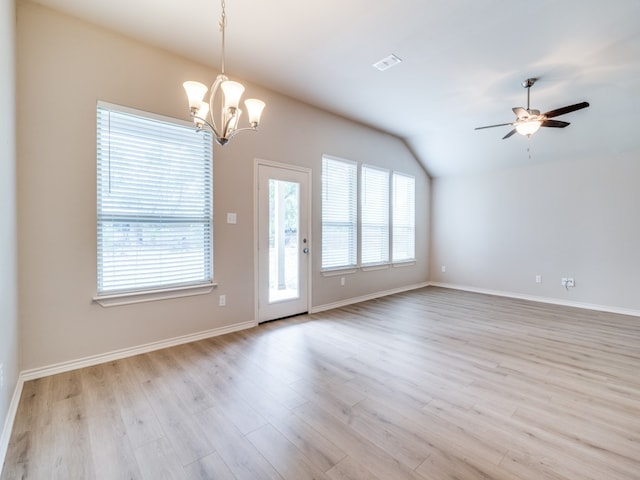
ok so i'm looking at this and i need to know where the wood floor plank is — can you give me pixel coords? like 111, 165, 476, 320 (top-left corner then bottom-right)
202, 373, 269, 436
232, 379, 346, 473
194, 406, 284, 480
49, 370, 82, 402
325, 456, 384, 480
125, 353, 162, 384
246, 423, 331, 480
416, 449, 520, 480
47, 395, 95, 480
347, 398, 432, 470
292, 401, 429, 480
140, 376, 215, 466
147, 346, 215, 416
82, 364, 142, 480
133, 437, 185, 480
106, 359, 164, 449
183, 452, 237, 480
2, 286, 639, 480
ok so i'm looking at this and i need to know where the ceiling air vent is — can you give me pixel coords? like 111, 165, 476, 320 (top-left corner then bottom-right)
372, 54, 402, 72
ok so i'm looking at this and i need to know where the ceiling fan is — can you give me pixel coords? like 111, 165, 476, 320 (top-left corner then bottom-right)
475, 78, 590, 139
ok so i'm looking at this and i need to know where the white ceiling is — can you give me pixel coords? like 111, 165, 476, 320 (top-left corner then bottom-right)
31, 0, 640, 177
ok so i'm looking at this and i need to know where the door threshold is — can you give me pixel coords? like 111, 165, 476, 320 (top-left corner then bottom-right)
259, 311, 309, 325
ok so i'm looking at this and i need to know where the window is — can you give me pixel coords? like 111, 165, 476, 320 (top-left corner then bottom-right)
361, 165, 389, 265
322, 155, 415, 271
321, 156, 357, 269
96, 102, 213, 296
392, 172, 415, 262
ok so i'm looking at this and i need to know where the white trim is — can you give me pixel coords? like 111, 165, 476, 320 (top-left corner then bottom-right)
310, 281, 429, 313
96, 100, 194, 128
0, 376, 24, 473
20, 321, 256, 382
321, 267, 358, 277
93, 283, 217, 307
254, 157, 313, 174
392, 260, 416, 268
429, 282, 640, 318
361, 264, 390, 272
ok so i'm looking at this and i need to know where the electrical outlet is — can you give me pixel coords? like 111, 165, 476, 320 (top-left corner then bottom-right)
561, 278, 576, 288
535, 275, 542, 284
441, 265, 446, 273
219, 294, 226, 306
340, 277, 345, 286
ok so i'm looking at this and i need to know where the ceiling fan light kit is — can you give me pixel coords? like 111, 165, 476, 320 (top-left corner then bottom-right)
475, 78, 589, 140
515, 120, 541, 136
183, 0, 265, 146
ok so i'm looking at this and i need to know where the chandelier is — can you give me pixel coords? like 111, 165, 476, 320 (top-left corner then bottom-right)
183, 0, 265, 146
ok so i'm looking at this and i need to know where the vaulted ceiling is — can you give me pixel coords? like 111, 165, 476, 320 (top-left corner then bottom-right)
30, 0, 640, 177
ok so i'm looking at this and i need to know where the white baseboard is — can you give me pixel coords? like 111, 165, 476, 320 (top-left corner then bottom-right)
0, 376, 24, 474
20, 321, 257, 382
429, 282, 640, 318
310, 281, 430, 313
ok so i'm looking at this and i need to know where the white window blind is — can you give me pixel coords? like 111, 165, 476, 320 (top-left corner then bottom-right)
392, 172, 416, 262
96, 102, 213, 295
361, 165, 389, 265
322, 156, 357, 269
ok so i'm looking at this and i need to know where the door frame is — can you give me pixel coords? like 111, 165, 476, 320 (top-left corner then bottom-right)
254, 158, 312, 323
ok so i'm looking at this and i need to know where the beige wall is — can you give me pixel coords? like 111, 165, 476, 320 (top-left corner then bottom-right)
430, 150, 640, 313
16, 2, 430, 371
0, 0, 18, 444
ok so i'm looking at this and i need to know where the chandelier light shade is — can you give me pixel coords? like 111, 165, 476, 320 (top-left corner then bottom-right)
183, 0, 265, 146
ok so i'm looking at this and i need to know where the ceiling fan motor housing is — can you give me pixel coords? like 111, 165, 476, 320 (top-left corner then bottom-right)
522, 109, 540, 119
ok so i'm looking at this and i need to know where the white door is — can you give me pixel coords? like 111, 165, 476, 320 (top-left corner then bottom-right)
256, 162, 311, 323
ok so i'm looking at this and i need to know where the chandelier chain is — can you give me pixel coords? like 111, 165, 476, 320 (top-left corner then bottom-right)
219, 0, 227, 74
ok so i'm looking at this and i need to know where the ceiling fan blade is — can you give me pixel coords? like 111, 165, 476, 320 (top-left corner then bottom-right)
543, 102, 589, 118
512, 107, 528, 118
502, 129, 517, 139
475, 122, 512, 130
541, 119, 570, 128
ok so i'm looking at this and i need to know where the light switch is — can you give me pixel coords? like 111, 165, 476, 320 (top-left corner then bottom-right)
227, 213, 237, 224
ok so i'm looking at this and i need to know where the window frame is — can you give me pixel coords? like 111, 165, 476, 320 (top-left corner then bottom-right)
94, 101, 215, 307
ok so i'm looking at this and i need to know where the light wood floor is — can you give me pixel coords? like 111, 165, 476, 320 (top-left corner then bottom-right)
2, 287, 640, 479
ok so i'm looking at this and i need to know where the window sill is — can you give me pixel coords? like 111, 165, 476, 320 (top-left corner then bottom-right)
321, 267, 358, 277
93, 282, 217, 307
361, 263, 390, 272
392, 260, 416, 268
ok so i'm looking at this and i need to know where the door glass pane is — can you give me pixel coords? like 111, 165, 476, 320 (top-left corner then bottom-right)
269, 179, 299, 303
